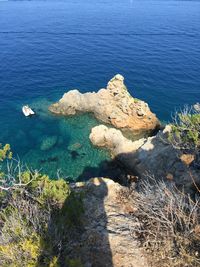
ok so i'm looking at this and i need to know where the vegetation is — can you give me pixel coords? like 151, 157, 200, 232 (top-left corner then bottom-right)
169, 106, 200, 169
0, 103, 199, 267
0, 148, 84, 267
126, 106, 199, 266
0, 143, 12, 161
129, 176, 200, 267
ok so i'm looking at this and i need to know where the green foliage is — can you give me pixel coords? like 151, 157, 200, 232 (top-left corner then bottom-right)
0, 144, 12, 180
49, 256, 59, 267
0, 233, 42, 267
0, 144, 12, 161
67, 258, 83, 267
63, 191, 84, 227
169, 109, 200, 157
0, 174, 84, 267
28, 174, 70, 205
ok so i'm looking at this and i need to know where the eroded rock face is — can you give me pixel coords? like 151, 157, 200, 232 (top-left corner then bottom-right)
90, 125, 200, 193
89, 125, 145, 156
49, 74, 160, 137
68, 178, 148, 267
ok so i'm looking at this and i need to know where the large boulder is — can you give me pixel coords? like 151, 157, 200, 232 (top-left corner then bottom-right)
49, 75, 160, 138
90, 125, 200, 193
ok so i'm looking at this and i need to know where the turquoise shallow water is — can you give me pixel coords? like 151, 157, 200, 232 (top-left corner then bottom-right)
2, 98, 111, 180
0, 0, 200, 179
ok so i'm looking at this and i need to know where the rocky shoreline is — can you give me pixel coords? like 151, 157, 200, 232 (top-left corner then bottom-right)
89, 125, 200, 193
49, 75, 199, 193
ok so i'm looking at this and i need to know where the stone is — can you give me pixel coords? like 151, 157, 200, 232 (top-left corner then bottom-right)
67, 178, 148, 267
89, 125, 145, 156
90, 125, 200, 193
180, 154, 195, 166
193, 103, 200, 112
40, 135, 58, 151
49, 75, 160, 138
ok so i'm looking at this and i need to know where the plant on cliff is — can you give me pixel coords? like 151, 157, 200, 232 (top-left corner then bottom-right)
0, 149, 84, 267
0, 143, 12, 161
129, 177, 200, 267
169, 105, 200, 169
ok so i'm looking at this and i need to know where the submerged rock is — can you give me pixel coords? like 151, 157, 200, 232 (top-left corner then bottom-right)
90, 125, 200, 193
49, 74, 160, 138
40, 135, 58, 151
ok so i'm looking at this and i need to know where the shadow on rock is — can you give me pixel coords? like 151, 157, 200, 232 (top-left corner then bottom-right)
35, 178, 114, 267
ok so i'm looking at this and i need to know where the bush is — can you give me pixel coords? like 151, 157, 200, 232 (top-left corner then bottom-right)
129, 177, 200, 267
169, 106, 200, 168
0, 174, 84, 267
0, 144, 12, 161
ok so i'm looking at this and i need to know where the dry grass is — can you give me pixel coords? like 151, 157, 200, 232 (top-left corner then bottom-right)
129, 177, 200, 267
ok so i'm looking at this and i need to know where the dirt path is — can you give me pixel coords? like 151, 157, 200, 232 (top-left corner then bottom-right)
70, 178, 148, 267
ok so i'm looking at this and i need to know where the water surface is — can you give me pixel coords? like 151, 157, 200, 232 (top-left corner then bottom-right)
0, 0, 199, 179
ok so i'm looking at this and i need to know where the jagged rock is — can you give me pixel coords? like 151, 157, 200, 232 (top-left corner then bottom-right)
68, 178, 148, 267
90, 125, 200, 193
49, 75, 160, 138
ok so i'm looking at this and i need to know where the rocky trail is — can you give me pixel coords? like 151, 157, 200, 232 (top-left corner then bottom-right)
69, 178, 148, 267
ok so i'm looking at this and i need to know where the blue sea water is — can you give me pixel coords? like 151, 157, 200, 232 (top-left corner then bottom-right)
0, 0, 199, 179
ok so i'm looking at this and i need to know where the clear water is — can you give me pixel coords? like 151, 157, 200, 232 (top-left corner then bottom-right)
0, 0, 200, 179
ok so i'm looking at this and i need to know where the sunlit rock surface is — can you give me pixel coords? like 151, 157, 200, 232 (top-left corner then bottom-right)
90, 125, 200, 193
49, 74, 160, 138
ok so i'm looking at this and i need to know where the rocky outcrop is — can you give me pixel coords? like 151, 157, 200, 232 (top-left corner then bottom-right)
69, 178, 148, 267
49, 75, 160, 138
90, 124, 145, 156
90, 125, 200, 192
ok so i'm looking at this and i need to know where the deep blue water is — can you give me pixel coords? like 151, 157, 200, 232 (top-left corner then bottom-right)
0, 0, 200, 179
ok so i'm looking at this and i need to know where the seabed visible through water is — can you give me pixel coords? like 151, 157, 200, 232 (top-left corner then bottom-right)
2, 98, 114, 181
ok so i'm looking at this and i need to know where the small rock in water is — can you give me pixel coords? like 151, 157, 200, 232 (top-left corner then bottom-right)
193, 103, 200, 112
47, 156, 58, 162
68, 142, 82, 150
70, 150, 80, 160
39, 156, 58, 164
40, 135, 58, 151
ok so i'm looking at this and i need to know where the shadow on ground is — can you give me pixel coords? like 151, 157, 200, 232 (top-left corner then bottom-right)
35, 177, 114, 267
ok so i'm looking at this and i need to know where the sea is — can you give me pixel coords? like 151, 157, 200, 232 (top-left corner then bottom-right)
0, 0, 199, 180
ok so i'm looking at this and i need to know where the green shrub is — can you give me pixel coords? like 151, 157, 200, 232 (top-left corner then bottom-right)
0, 144, 12, 161
169, 108, 200, 150
67, 258, 83, 267
0, 174, 84, 267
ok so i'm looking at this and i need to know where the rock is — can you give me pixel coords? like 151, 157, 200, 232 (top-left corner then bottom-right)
67, 178, 148, 267
193, 103, 200, 112
49, 75, 160, 138
180, 154, 195, 166
89, 125, 145, 156
40, 135, 58, 151
90, 125, 200, 193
